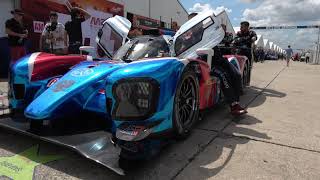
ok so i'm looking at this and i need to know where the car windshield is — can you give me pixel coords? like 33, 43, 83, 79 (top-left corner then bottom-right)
113, 36, 170, 62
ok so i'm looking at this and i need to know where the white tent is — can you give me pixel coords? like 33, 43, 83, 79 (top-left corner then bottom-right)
275, 45, 279, 53
255, 35, 264, 47
274, 45, 278, 52
263, 39, 270, 50
269, 42, 274, 50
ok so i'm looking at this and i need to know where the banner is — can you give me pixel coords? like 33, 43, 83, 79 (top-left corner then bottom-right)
21, 0, 124, 52
251, 25, 320, 30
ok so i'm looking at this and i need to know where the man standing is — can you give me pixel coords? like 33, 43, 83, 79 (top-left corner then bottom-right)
285, 45, 293, 67
5, 9, 28, 64
233, 21, 257, 67
40, 12, 67, 55
65, 7, 91, 54
305, 51, 311, 64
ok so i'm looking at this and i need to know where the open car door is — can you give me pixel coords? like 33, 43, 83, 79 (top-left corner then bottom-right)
96, 15, 132, 58
173, 11, 225, 59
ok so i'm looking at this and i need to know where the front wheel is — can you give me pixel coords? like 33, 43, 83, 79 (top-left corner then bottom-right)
173, 68, 200, 139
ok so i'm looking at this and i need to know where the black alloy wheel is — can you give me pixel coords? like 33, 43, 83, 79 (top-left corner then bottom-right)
173, 68, 199, 139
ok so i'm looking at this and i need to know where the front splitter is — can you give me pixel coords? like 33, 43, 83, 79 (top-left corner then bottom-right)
0, 117, 125, 175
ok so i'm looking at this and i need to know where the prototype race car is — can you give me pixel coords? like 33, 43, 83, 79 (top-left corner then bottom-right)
4, 11, 251, 174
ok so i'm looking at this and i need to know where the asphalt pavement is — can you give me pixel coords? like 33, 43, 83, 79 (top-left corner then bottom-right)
0, 60, 319, 180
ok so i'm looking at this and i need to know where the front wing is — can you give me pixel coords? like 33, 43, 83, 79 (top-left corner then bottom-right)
0, 117, 124, 175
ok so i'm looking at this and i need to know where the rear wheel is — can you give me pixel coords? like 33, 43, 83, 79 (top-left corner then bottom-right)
243, 62, 251, 87
173, 68, 199, 139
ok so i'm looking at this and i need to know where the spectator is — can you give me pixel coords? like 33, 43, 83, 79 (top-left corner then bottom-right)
285, 45, 293, 67
65, 7, 91, 54
305, 52, 311, 64
233, 21, 257, 67
5, 9, 28, 64
40, 12, 67, 55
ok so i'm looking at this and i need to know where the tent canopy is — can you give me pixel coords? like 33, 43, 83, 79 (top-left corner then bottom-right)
255, 35, 264, 47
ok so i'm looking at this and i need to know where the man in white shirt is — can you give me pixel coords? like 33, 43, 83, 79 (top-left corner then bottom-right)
40, 12, 67, 55
285, 45, 293, 67
305, 52, 311, 64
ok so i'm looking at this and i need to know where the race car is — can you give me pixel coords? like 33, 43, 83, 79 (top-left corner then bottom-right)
6, 11, 251, 170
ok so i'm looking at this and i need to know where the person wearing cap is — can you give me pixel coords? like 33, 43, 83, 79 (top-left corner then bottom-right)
233, 21, 257, 67
40, 12, 68, 55
65, 7, 91, 54
5, 9, 28, 64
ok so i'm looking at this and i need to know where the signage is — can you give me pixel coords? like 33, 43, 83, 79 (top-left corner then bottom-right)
21, 0, 124, 52
33, 21, 45, 33
133, 14, 160, 29
251, 25, 320, 30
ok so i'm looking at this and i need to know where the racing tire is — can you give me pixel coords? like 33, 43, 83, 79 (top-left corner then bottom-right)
243, 62, 251, 87
173, 67, 200, 139
242, 63, 249, 88
247, 64, 252, 86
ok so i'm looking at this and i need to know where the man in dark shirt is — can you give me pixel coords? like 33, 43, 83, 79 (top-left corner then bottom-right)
212, 24, 247, 116
65, 7, 90, 54
5, 9, 28, 64
234, 21, 257, 67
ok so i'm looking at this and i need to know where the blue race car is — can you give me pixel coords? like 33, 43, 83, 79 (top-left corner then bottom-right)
7, 11, 251, 163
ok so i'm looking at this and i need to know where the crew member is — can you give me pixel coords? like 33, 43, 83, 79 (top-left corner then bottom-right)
217, 24, 233, 55
5, 9, 28, 64
233, 21, 257, 67
190, 12, 247, 116
65, 7, 91, 54
211, 24, 247, 116
40, 12, 67, 55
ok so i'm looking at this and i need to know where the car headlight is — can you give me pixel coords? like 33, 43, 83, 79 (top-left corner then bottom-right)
112, 78, 160, 121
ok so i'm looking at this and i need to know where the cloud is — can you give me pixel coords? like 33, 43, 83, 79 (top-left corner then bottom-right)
241, 0, 320, 50
189, 3, 232, 14
242, 0, 320, 26
189, 3, 213, 13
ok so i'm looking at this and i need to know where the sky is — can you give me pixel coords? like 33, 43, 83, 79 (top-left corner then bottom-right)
179, 0, 320, 51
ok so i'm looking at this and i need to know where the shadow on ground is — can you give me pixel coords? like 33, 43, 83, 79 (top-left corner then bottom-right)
177, 114, 271, 180
244, 86, 286, 108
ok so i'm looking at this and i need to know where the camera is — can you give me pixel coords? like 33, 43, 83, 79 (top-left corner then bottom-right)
46, 22, 57, 32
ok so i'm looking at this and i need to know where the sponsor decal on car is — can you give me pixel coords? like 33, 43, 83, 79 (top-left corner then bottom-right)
52, 80, 75, 92
71, 68, 94, 77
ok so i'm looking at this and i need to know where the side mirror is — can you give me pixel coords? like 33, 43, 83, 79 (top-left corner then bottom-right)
196, 48, 214, 70
80, 46, 95, 56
